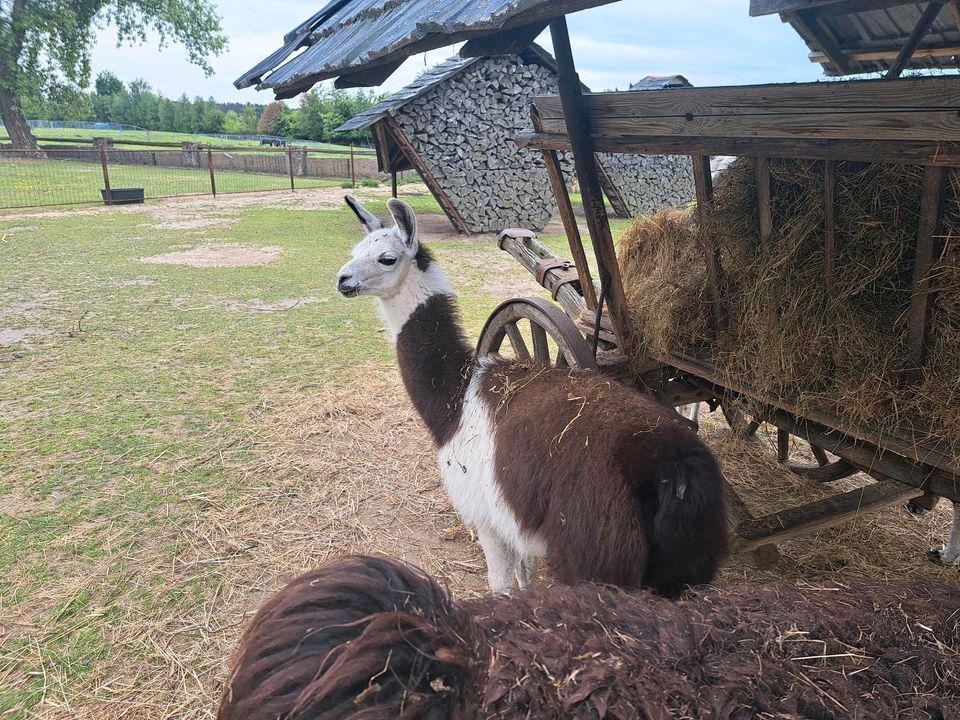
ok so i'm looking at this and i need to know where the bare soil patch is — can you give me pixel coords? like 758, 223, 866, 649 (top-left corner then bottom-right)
0, 326, 52, 345
141, 243, 280, 268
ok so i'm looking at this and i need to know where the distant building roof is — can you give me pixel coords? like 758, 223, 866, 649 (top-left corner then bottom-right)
751, 0, 960, 77
235, 0, 619, 99
628, 74, 692, 91
335, 43, 558, 132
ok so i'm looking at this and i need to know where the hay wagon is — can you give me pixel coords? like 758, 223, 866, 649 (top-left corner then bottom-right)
240, 0, 960, 562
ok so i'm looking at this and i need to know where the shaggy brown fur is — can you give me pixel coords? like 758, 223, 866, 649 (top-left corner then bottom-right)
218, 556, 960, 720
481, 365, 729, 596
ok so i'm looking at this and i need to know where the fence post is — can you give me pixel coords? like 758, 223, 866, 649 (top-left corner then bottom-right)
350, 143, 356, 187
287, 145, 295, 191
207, 147, 217, 197
391, 170, 398, 198
96, 137, 112, 205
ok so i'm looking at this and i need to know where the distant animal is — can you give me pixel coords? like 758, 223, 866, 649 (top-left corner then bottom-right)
217, 554, 960, 720
335, 197, 729, 596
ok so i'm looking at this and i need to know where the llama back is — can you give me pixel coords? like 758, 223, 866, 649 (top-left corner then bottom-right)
480, 364, 729, 593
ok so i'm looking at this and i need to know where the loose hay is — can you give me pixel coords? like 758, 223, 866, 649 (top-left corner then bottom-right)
620, 158, 960, 457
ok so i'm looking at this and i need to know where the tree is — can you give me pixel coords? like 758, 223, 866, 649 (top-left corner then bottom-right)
257, 101, 285, 135
0, 1, 227, 149
95, 70, 124, 96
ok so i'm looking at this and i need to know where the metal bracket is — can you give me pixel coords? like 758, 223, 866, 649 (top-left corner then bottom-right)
535, 258, 582, 301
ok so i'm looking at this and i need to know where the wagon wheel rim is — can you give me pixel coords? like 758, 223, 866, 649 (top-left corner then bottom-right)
477, 297, 598, 371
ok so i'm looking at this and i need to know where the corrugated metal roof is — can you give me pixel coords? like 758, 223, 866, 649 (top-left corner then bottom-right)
235, 0, 619, 98
628, 74, 692, 90
775, 2, 960, 76
334, 43, 558, 132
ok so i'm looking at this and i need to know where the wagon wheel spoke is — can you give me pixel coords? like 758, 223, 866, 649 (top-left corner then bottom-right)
504, 322, 530, 361
530, 320, 551, 365
555, 349, 569, 368
811, 444, 830, 467
777, 429, 790, 463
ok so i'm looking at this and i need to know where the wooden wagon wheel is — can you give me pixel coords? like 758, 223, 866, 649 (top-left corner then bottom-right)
721, 403, 856, 483
477, 297, 599, 371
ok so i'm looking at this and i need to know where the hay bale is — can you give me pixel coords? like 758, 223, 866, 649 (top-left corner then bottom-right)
619, 158, 960, 456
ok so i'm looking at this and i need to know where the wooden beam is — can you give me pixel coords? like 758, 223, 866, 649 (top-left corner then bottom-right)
755, 156, 773, 245
810, 44, 960, 65
549, 18, 632, 352
886, 1, 948, 78
751, 0, 918, 16
789, 8, 854, 75
515, 132, 960, 168
459, 22, 548, 57
949, 0, 960, 30
904, 165, 948, 383
334, 59, 405, 88
692, 155, 726, 334
777, 428, 790, 463
530, 107, 598, 310
824, 159, 836, 291
735, 481, 922, 551
382, 117, 470, 234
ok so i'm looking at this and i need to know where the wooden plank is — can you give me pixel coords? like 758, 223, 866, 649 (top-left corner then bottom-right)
824, 159, 836, 290
549, 18, 633, 353
751, 0, 923, 16
692, 155, 726, 333
669, 352, 960, 482
735, 481, 922, 551
950, 0, 960, 30
534, 77, 960, 118
382, 118, 469, 234
515, 131, 960, 168
810, 44, 960, 64
788, 8, 853, 75
777, 428, 791, 463
459, 21, 548, 57
755, 157, 773, 244
596, 159, 632, 219
905, 165, 948, 383
531, 108, 598, 310
886, 1, 948, 78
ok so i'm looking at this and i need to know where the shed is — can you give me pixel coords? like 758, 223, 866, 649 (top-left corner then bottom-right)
335, 45, 695, 233
751, 0, 960, 77
629, 74, 693, 90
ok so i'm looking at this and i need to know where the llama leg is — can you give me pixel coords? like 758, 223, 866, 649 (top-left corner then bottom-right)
476, 526, 518, 594
517, 554, 538, 588
928, 501, 960, 565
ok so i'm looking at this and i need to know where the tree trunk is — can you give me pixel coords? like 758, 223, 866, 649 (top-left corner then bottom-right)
0, 86, 38, 150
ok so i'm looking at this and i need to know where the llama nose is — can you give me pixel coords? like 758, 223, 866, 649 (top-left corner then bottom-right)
337, 273, 358, 295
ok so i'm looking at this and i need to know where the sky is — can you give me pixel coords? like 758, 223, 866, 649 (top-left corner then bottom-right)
89, 1, 826, 105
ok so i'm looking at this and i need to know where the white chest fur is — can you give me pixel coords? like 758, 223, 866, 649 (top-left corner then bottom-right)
435, 368, 540, 558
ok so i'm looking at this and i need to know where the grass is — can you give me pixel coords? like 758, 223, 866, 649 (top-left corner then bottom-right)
0, 185, 578, 718
0, 158, 352, 209
0, 126, 374, 156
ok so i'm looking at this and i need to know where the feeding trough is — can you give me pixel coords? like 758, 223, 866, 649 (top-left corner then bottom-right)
101, 188, 145, 205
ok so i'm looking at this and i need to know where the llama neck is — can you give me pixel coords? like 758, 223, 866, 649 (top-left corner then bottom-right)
384, 264, 474, 447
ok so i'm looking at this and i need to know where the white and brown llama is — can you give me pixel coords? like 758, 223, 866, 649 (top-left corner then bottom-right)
335, 196, 729, 596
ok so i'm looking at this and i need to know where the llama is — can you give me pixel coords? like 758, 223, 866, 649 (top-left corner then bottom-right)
335, 196, 729, 597
218, 554, 960, 720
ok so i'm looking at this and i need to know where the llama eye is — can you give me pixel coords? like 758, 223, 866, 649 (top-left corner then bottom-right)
378, 254, 397, 266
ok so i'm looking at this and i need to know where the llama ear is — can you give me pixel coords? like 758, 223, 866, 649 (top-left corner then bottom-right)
344, 195, 383, 233
387, 198, 417, 248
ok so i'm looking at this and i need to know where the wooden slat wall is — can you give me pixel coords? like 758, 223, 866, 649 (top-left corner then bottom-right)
533, 76, 960, 142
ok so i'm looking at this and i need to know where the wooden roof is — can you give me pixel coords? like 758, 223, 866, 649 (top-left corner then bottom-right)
751, 0, 960, 77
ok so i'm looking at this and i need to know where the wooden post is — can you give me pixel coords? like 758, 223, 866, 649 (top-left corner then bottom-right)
531, 106, 598, 310
692, 154, 726, 333
755, 156, 772, 245
350, 143, 356, 187
549, 17, 631, 352
905, 164, 947, 383
287, 146, 296, 191
886, 1, 947, 78
98, 142, 112, 205
206, 148, 217, 198
824, 159, 836, 291
391, 170, 398, 198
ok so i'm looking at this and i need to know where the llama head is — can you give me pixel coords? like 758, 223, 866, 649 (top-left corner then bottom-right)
337, 196, 424, 299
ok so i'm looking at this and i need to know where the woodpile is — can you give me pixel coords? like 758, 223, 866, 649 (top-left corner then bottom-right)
395, 55, 693, 233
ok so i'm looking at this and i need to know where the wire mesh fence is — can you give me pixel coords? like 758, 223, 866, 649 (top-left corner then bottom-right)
0, 146, 381, 210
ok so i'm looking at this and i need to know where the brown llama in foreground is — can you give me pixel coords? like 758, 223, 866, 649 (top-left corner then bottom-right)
218, 555, 960, 720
